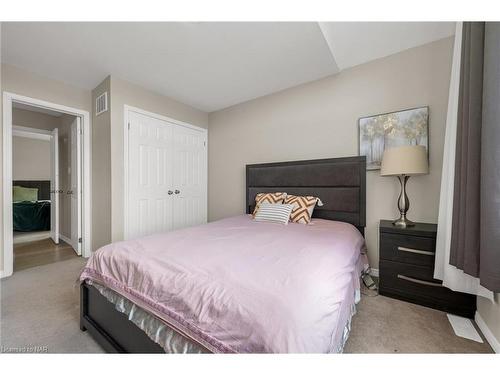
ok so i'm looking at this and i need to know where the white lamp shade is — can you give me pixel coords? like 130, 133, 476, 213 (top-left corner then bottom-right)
380, 145, 429, 176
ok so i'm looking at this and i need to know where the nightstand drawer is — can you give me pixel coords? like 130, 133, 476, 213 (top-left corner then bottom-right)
380, 232, 435, 266
379, 260, 476, 318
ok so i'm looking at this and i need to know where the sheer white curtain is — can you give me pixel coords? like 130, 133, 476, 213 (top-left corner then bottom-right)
434, 22, 493, 300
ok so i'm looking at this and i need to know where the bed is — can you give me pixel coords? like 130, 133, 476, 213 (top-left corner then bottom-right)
80, 156, 367, 353
13, 180, 51, 232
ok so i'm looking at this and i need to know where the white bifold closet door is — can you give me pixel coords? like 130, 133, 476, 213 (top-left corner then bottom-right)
172, 124, 208, 230
127, 111, 207, 240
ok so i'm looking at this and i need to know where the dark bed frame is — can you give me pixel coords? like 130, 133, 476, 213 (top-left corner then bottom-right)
80, 156, 367, 353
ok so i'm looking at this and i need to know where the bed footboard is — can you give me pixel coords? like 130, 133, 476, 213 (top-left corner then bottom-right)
80, 283, 164, 353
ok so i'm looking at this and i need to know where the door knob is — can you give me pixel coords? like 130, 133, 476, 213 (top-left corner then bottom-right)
174, 190, 180, 194
168, 190, 173, 195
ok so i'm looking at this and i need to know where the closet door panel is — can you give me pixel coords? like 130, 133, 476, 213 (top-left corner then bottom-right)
128, 112, 174, 239
172, 125, 207, 230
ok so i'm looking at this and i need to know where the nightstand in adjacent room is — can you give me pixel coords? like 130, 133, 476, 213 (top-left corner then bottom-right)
378, 220, 476, 318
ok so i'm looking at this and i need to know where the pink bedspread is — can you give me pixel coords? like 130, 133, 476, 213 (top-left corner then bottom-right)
80, 215, 367, 353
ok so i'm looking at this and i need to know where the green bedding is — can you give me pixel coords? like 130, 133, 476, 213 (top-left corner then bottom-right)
13, 201, 51, 232
13, 185, 39, 202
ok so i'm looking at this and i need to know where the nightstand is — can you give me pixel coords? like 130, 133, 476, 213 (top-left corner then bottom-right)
378, 220, 476, 318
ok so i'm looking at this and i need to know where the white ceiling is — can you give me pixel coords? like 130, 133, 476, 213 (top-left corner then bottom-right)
319, 22, 456, 70
1, 22, 455, 112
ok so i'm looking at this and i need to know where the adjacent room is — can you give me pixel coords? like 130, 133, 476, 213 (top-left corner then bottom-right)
0, 20, 499, 358
11, 104, 82, 271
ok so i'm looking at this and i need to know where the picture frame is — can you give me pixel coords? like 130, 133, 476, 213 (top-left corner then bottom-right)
358, 106, 429, 170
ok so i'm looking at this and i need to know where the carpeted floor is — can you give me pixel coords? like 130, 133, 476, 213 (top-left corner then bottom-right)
0, 257, 103, 353
344, 290, 493, 353
0, 257, 493, 353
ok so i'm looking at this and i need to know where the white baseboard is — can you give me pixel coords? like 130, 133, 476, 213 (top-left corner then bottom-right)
475, 311, 500, 353
13, 230, 50, 244
369, 268, 379, 277
59, 234, 73, 246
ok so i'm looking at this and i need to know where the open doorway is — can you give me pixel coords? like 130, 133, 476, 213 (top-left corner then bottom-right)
2, 93, 91, 278
12, 105, 81, 271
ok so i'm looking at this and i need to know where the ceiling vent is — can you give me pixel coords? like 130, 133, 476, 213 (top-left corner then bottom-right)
95, 92, 108, 116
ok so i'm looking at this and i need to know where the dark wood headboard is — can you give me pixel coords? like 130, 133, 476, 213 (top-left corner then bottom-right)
246, 156, 366, 234
13, 180, 51, 200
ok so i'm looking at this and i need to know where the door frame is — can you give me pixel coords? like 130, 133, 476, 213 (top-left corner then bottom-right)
123, 105, 207, 240
11, 125, 58, 243
70, 117, 82, 254
50, 127, 60, 244
1, 92, 92, 278
12, 125, 52, 141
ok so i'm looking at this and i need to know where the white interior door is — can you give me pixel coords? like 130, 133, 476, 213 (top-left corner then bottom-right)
127, 112, 174, 239
172, 125, 207, 230
50, 128, 59, 244
70, 118, 82, 254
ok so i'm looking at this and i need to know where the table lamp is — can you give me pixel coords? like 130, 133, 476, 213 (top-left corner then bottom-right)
380, 145, 429, 227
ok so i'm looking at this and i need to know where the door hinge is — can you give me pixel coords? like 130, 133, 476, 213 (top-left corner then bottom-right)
78, 237, 82, 243
128, 122, 130, 130
204, 141, 206, 147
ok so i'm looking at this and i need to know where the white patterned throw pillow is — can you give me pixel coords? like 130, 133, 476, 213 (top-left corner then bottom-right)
253, 203, 294, 225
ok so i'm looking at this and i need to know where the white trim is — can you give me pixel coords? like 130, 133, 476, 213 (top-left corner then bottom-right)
475, 311, 500, 353
50, 127, 60, 244
124, 105, 208, 133
2, 92, 92, 279
12, 125, 52, 141
369, 268, 379, 277
123, 105, 208, 240
59, 233, 72, 246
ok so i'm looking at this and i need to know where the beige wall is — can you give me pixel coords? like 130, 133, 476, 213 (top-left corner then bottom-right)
13, 107, 62, 130
91, 77, 112, 250
208, 37, 454, 269
109, 76, 209, 242
11, 107, 60, 182
1, 63, 91, 273
12, 136, 51, 180
1, 64, 91, 110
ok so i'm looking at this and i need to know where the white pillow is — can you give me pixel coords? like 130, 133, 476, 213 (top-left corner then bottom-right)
253, 203, 294, 225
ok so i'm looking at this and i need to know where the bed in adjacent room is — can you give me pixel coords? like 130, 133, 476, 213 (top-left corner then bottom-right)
12, 180, 51, 232
80, 156, 367, 353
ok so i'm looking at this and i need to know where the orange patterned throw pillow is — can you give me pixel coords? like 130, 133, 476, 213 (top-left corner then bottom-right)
252, 192, 287, 216
284, 195, 323, 224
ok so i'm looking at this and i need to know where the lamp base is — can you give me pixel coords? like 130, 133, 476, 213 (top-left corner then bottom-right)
392, 216, 415, 228
391, 174, 415, 228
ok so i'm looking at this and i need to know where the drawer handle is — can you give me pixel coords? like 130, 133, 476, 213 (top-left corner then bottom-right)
397, 274, 443, 287
397, 246, 435, 256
